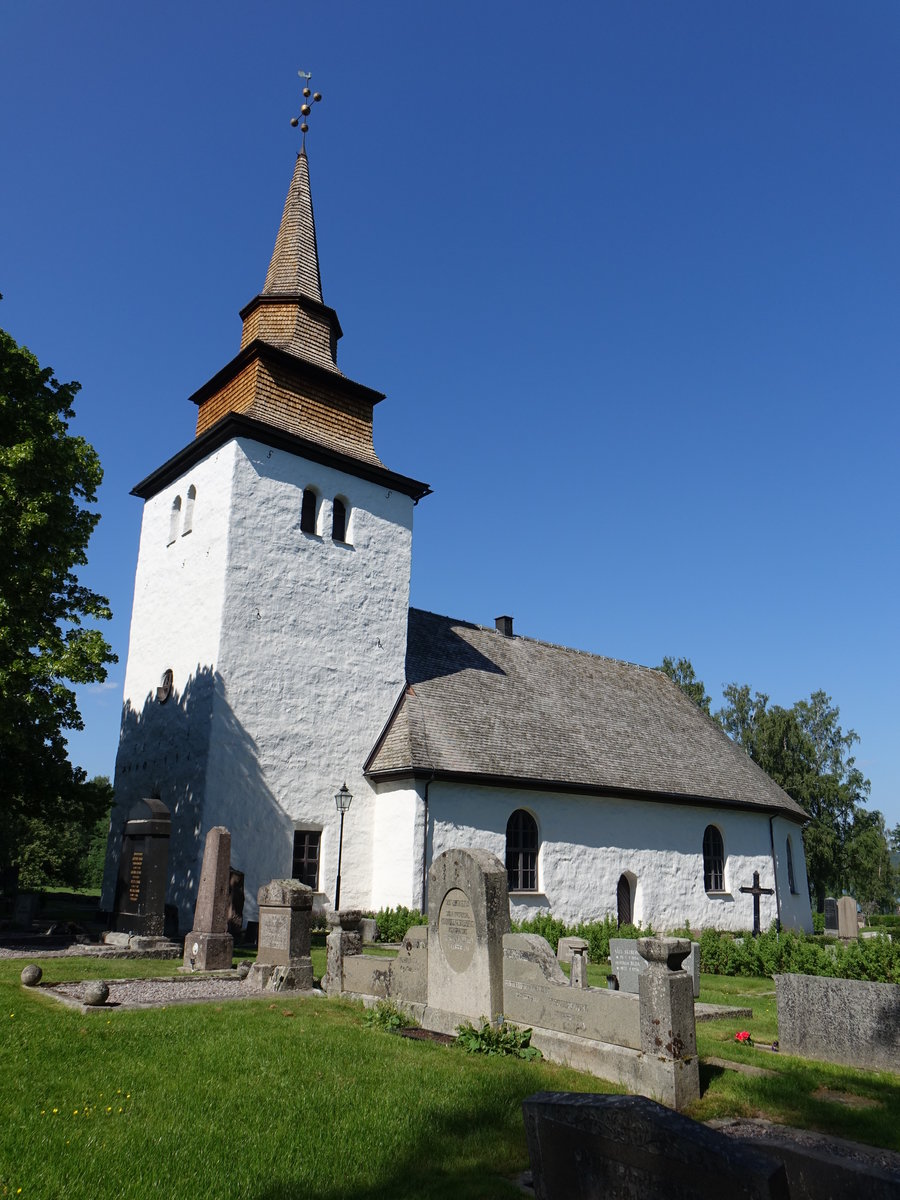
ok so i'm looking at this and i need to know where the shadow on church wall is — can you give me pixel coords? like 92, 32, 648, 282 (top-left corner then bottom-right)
101, 665, 291, 932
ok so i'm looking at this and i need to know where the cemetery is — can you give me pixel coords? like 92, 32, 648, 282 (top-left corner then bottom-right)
3, 837, 900, 1198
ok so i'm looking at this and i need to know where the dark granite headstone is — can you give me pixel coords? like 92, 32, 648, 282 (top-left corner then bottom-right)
610, 937, 701, 998
112, 798, 170, 937
523, 1092, 789, 1200
824, 896, 839, 936
226, 868, 245, 941
12, 892, 39, 929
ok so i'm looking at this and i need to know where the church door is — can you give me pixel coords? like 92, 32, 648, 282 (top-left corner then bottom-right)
616, 873, 632, 927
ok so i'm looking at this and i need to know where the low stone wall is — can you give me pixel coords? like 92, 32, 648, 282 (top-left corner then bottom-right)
775, 973, 900, 1074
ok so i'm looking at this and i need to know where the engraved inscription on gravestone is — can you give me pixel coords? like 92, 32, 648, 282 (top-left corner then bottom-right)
128, 852, 144, 902
438, 888, 476, 973
260, 910, 289, 950
824, 896, 838, 934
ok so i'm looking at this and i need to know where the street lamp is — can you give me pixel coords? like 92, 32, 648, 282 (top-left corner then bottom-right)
333, 782, 352, 911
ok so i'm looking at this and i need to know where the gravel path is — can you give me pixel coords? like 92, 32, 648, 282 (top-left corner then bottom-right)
48, 976, 247, 1007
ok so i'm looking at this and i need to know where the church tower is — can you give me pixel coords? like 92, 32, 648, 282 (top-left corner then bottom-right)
102, 104, 429, 929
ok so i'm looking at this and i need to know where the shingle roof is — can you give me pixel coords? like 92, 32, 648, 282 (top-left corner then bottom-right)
263, 149, 323, 301
365, 609, 806, 820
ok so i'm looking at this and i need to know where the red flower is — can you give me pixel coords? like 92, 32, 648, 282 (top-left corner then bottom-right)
734, 1030, 753, 1044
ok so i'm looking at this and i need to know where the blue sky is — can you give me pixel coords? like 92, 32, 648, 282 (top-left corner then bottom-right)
2, 3, 898, 829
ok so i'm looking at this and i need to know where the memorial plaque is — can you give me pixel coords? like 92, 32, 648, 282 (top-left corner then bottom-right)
439, 888, 476, 973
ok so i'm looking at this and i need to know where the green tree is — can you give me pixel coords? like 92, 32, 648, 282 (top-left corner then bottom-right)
656, 656, 711, 713
716, 685, 870, 909
845, 808, 898, 918
12, 775, 113, 891
0, 325, 115, 876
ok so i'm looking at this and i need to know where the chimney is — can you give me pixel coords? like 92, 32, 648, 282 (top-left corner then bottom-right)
495, 615, 514, 638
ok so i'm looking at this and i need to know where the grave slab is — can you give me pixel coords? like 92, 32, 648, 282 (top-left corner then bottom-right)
523, 1092, 789, 1199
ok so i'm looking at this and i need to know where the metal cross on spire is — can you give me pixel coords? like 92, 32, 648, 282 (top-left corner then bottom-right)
290, 70, 322, 152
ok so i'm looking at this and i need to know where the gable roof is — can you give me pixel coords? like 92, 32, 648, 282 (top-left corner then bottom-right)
365, 609, 806, 821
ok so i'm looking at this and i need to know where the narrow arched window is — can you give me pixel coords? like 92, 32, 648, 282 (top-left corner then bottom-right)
182, 484, 196, 536
506, 809, 538, 891
300, 488, 317, 534
786, 837, 796, 894
332, 497, 347, 542
702, 825, 725, 892
168, 496, 182, 545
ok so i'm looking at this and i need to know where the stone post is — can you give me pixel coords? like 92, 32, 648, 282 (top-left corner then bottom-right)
570, 947, 588, 989
324, 909, 363, 997
183, 826, 234, 971
637, 937, 700, 1110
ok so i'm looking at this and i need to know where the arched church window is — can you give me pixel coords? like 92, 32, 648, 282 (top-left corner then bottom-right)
702, 825, 725, 893
786, 836, 797, 894
168, 496, 182, 546
332, 497, 347, 543
300, 488, 318, 534
506, 809, 538, 892
182, 485, 196, 536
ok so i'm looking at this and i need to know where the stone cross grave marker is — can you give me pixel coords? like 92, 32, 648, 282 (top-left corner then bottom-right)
183, 826, 234, 971
824, 896, 839, 936
427, 848, 510, 1025
739, 869, 775, 936
112, 798, 171, 937
836, 895, 858, 940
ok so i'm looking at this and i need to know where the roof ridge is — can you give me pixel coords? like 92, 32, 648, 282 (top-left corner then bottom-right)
408, 606, 661, 675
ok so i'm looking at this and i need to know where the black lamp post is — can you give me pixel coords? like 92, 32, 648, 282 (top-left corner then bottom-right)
333, 782, 352, 911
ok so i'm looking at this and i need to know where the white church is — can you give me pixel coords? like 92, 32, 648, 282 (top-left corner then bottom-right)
101, 126, 813, 937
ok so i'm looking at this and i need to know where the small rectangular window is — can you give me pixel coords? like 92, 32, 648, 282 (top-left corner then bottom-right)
292, 830, 321, 889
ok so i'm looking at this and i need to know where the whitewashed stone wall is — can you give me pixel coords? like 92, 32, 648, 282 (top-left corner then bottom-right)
414, 781, 812, 933
104, 435, 415, 928
101, 443, 237, 916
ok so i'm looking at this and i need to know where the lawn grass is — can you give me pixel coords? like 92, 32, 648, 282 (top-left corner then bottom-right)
3, 956, 899, 1199
0, 957, 609, 1200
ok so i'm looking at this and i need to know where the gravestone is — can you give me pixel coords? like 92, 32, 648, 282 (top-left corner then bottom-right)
824, 896, 839, 936
12, 892, 38, 930
837, 895, 858, 940
183, 826, 233, 971
226, 868, 244, 941
426, 848, 510, 1025
776, 973, 900, 1073
243, 879, 313, 992
112, 798, 171, 936
324, 909, 363, 996
610, 937, 701, 998
556, 936, 588, 967
522, 1093, 789, 1200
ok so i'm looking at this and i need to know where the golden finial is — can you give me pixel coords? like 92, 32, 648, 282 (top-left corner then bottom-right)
290, 70, 323, 151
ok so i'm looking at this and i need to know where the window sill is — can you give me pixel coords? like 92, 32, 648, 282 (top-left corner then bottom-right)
509, 891, 548, 900
706, 891, 733, 900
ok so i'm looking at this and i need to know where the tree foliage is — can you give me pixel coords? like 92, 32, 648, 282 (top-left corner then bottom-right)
0, 326, 115, 874
656, 656, 711, 713
660, 655, 896, 912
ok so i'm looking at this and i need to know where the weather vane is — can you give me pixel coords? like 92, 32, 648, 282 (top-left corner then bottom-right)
290, 70, 322, 151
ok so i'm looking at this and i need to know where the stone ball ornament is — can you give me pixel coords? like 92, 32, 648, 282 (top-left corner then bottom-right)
83, 980, 110, 1007
20, 964, 42, 986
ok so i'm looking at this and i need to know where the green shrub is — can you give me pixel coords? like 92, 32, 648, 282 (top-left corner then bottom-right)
510, 912, 654, 961
373, 906, 427, 942
511, 913, 569, 952
811, 911, 825, 934
455, 1018, 542, 1060
698, 924, 900, 983
363, 1000, 418, 1031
